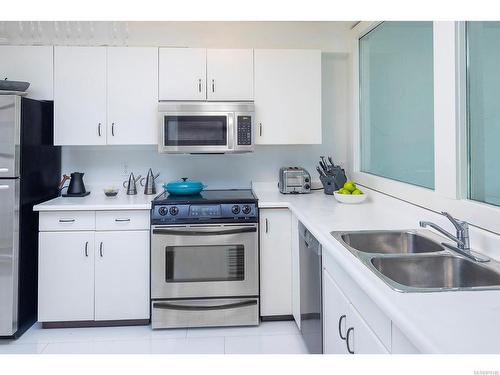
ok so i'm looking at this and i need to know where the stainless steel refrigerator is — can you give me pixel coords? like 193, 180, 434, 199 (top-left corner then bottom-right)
0, 95, 61, 338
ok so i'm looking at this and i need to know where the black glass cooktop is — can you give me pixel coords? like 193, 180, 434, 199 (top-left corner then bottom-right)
153, 189, 257, 205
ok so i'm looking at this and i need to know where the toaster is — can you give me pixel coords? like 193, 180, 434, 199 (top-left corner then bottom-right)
279, 167, 311, 194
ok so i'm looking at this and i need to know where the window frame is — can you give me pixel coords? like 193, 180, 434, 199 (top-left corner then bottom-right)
349, 21, 500, 235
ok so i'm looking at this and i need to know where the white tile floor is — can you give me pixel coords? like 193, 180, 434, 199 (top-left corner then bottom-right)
0, 321, 309, 354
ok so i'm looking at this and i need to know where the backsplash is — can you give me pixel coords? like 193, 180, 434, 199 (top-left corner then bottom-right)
61, 54, 349, 190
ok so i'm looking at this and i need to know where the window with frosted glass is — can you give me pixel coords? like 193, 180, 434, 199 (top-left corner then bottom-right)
359, 22, 435, 189
467, 22, 500, 206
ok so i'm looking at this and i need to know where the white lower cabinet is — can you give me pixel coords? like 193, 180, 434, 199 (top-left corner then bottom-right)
38, 232, 95, 322
323, 268, 388, 354
94, 231, 150, 321
291, 214, 301, 328
259, 208, 292, 317
323, 269, 349, 354
345, 304, 389, 354
38, 210, 150, 323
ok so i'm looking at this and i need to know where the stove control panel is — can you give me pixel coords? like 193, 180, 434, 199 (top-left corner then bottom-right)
151, 203, 258, 224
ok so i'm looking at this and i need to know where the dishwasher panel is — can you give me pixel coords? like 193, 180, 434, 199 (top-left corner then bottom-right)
299, 222, 323, 354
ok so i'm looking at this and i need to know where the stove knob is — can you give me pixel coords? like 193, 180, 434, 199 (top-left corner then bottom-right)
231, 205, 241, 214
304, 184, 310, 190
169, 206, 179, 216
242, 204, 252, 215
158, 207, 168, 216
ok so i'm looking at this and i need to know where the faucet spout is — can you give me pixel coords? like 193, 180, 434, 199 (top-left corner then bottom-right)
419, 221, 466, 247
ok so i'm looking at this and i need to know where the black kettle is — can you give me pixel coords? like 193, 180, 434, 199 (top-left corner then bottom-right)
65, 172, 89, 196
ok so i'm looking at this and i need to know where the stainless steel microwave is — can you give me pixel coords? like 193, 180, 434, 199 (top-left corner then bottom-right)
158, 102, 255, 154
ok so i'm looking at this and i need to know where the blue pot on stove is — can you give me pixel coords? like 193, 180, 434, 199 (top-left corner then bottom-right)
163, 178, 207, 196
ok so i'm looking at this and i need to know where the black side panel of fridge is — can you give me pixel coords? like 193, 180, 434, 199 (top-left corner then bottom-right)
16, 98, 61, 337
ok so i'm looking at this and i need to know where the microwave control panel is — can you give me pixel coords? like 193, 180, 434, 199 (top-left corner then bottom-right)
237, 116, 252, 146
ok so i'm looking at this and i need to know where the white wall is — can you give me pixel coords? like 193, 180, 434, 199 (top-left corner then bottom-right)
0, 21, 352, 52
62, 53, 349, 189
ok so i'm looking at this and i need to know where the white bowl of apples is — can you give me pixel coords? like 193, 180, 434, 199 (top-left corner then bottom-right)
333, 181, 367, 204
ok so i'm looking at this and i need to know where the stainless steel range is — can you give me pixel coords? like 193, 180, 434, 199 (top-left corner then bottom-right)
150, 189, 259, 329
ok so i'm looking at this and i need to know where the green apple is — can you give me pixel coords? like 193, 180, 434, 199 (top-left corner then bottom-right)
352, 189, 363, 195
343, 181, 357, 192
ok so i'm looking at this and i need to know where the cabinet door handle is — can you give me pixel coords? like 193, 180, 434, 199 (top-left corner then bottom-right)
99, 242, 103, 257
115, 218, 131, 222
98, 123, 102, 137
259, 123, 262, 137
198, 79, 202, 93
211, 79, 215, 93
265, 218, 269, 233
84, 241, 88, 257
59, 218, 75, 223
111, 122, 115, 136
346, 327, 354, 354
338, 315, 347, 340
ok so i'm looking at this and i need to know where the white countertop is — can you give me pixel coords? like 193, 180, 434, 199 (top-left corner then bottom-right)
252, 182, 500, 354
33, 191, 154, 211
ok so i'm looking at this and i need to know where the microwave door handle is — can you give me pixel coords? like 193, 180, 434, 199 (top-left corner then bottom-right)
153, 300, 257, 311
227, 114, 235, 150
152, 227, 257, 236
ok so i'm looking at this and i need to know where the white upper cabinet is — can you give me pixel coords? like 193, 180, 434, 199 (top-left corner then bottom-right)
159, 48, 206, 101
54, 46, 107, 145
206, 49, 254, 101
0, 46, 54, 100
254, 49, 322, 145
107, 47, 158, 145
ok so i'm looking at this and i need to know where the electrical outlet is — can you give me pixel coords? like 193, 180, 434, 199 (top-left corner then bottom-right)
121, 162, 129, 179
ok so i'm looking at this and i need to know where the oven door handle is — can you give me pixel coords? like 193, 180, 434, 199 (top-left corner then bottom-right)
153, 300, 257, 311
152, 227, 257, 236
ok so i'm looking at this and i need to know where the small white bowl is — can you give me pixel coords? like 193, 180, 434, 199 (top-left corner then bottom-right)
333, 191, 367, 204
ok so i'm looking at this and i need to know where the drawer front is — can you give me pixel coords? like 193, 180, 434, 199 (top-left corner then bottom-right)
96, 210, 150, 231
39, 211, 95, 231
151, 298, 259, 329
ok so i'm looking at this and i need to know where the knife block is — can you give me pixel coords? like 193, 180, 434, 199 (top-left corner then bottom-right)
320, 170, 347, 195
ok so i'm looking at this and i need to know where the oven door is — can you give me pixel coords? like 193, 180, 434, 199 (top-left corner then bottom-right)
151, 223, 258, 299
158, 112, 234, 153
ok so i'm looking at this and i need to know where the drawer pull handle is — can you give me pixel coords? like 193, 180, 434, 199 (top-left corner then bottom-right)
338, 314, 346, 340
115, 218, 131, 222
84, 241, 88, 257
153, 300, 257, 311
59, 219, 75, 223
346, 327, 354, 354
0, 185, 10, 190
0, 168, 9, 173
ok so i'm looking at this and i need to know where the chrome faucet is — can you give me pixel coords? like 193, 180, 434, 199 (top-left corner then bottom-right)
420, 212, 489, 262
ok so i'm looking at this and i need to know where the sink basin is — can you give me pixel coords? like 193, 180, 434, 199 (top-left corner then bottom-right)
339, 231, 444, 254
371, 255, 500, 290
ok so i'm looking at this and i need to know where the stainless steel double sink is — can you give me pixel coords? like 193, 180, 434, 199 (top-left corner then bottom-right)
331, 230, 500, 292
